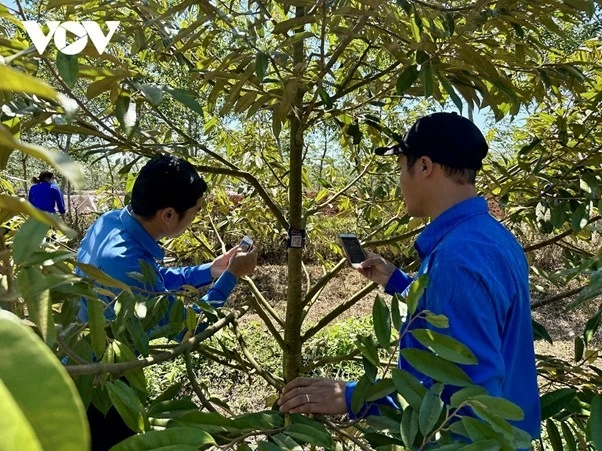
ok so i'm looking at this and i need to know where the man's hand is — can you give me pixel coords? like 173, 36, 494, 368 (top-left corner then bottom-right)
226, 246, 258, 279
278, 377, 347, 415
210, 246, 239, 279
357, 250, 396, 286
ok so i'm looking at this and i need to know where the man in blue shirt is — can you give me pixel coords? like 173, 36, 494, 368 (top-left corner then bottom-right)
78, 155, 258, 450
278, 113, 540, 441
28, 171, 66, 219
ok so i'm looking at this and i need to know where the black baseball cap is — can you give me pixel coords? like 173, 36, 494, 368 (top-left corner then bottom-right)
374, 112, 488, 170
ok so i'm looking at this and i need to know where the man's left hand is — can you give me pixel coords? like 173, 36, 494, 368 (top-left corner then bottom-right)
210, 246, 239, 278
278, 377, 347, 414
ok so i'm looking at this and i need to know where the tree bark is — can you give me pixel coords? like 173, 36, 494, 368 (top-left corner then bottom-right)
283, 5, 306, 384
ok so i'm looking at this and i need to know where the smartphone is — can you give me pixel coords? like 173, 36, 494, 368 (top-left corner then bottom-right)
339, 233, 366, 269
239, 235, 254, 252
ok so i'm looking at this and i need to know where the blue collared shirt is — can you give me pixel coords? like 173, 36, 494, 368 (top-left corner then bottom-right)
345, 197, 540, 439
28, 182, 65, 214
77, 207, 237, 324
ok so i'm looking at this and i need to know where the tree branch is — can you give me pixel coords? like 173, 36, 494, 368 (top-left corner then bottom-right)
184, 350, 217, 412
302, 282, 378, 342
523, 216, 601, 253
531, 286, 586, 310
195, 164, 289, 230
65, 306, 248, 376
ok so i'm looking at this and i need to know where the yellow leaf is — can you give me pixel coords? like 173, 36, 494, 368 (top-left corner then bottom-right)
0, 65, 57, 100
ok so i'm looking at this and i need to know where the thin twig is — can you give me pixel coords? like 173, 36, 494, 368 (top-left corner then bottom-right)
184, 350, 217, 412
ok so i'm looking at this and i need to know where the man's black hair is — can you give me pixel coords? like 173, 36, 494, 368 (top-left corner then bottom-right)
131, 155, 208, 219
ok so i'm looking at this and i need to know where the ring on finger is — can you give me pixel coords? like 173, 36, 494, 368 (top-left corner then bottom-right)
305, 394, 310, 403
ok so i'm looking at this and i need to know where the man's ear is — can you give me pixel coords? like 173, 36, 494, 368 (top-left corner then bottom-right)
159, 207, 177, 224
420, 156, 434, 176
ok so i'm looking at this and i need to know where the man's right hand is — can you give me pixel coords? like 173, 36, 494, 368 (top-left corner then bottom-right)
226, 246, 258, 279
357, 250, 396, 286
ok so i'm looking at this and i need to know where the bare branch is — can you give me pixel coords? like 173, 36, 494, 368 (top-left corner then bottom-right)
184, 350, 217, 412
303, 282, 378, 342
531, 286, 586, 310
65, 306, 248, 376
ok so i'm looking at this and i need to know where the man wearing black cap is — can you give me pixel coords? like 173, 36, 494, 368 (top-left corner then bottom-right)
278, 112, 540, 441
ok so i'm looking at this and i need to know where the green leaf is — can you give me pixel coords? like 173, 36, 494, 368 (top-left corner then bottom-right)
88, 298, 107, 357
546, 419, 563, 451
391, 293, 402, 332
75, 262, 133, 294
419, 383, 443, 436
164, 87, 204, 117
350, 375, 371, 415
411, 329, 477, 364
106, 380, 149, 434
0, 65, 57, 99
588, 395, 602, 450
469, 395, 524, 421
126, 317, 149, 357
561, 421, 577, 451
56, 53, 79, 88
450, 386, 488, 408
421, 63, 433, 98
424, 312, 449, 328
258, 442, 282, 451
109, 427, 214, 451
373, 295, 392, 348
532, 318, 553, 344
571, 203, 588, 232
584, 306, 602, 345
400, 406, 418, 448
540, 388, 576, 420
173, 411, 234, 434
406, 274, 428, 316
116, 94, 136, 135
271, 432, 302, 450
147, 399, 197, 419
0, 378, 43, 450
285, 423, 331, 448
365, 378, 395, 402
396, 65, 419, 95
392, 368, 427, 410
0, 310, 89, 450
136, 83, 164, 106
16, 267, 56, 346
355, 334, 380, 367
438, 75, 463, 113
112, 340, 146, 392
255, 52, 269, 83
12, 218, 50, 264
401, 348, 473, 386
457, 440, 500, 451
0, 129, 83, 188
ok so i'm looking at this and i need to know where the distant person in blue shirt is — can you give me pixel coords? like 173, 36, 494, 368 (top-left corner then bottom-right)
28, 171, 66, 219
278, 112, 541, 441
78, 155, 258, 450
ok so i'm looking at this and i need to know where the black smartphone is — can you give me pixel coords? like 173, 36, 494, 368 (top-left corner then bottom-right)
339, 233, 366, 268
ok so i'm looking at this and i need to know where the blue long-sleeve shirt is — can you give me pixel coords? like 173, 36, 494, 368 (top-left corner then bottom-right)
28, 182, 65, 214
345, 197, 540, 439
76, 207, 237, 325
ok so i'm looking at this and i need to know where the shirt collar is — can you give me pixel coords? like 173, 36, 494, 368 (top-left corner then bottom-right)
415, 196, 489, 259
120, 206, 164, 260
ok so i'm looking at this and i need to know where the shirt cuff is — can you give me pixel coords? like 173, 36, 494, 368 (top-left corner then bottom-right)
384, 268, 413, 295
204, 270, 238, 307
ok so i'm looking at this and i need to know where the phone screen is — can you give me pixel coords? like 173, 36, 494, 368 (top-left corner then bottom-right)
340, 235, 365, 264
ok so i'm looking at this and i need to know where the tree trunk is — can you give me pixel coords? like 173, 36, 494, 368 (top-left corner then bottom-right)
283, 5, 306, 384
